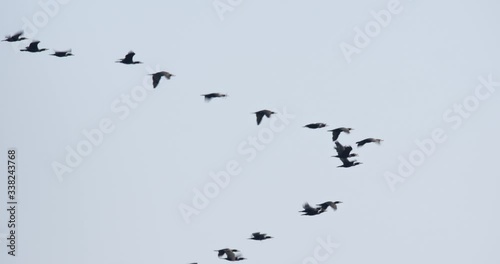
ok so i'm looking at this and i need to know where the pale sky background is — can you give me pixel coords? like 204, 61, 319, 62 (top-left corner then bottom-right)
1, 0, 500, 263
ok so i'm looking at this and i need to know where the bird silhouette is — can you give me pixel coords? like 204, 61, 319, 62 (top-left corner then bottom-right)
356, 138, 383, 147
20, 41, 47, 52
299, 202, 323, 216
328, 127, 353, 141
317, 201, 342, 213
332, 141, 358, 159
2, 31, 26, 42
149, 71, 174, 88
253, 110, 275, 125
248, 232, 272, 241
116, 51, 142, 64
304, 123, 327, 129
216, 249, 245, 261
337, 158, 362, 168
50, 49, 73, 57
202, 93, 227, 102
215, 249, 239, 258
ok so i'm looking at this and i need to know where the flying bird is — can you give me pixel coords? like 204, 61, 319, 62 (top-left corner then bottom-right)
248, 232, 272, 241
216, 249, 245, 261
299, 202, 323, 216
149, 71, 174, 88
253, 110, 275, 125
356, 138, 383, 147
304, 123, 327, 129
202, 93, 227, 102
116, 51, 142, 64
20, 41, 47, 52
215, 249, 239, 258
337, 158, 362, 168
332, 141, 358, 159
328, 127, 353, 141
317, 201, 342, 213
50, 49, 73, 57
2, 31, 27, 42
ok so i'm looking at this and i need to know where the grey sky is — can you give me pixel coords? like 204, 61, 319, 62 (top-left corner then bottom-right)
1, 0, 500, 263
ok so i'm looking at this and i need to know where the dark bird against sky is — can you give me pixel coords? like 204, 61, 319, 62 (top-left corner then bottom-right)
299, 202, 323, 216
116, 51, 142, 64
253, 110, 275, 125
150, 71, 174, 88
317, 201, 342, 213
215, 249, 239, 258
304, 123, 327, 129
50, 49, 73, 57
328, 127, 353, 141
356, 138, 383, 147
337, 157, 362, 168
249, 232, 273, 241
332, 141, 358, 159
202, 93, 227, 102
3, 31, 26, 42
216, 249, 245, 261
20, 41, 47, 53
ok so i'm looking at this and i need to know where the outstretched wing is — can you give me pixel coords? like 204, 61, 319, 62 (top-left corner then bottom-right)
224, 249, 236, 260
344, 146, 353, 156
256, 113, 264, 125
11, 31, 24, 39
202, 94, 212, 102
331, 129, 341, 141
124, 51, 135, 61
303, 202, 314, 210
334, 141, 345, 155
152, 74, 161, 88
28, 41, 39, 50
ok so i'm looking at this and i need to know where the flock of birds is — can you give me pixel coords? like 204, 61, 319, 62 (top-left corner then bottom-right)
4, 29, 384, 262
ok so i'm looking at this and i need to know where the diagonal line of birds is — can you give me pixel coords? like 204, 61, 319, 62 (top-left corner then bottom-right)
4, 29, 385, 263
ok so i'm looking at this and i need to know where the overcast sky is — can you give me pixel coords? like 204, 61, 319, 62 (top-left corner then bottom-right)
1, 0, 500, 263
